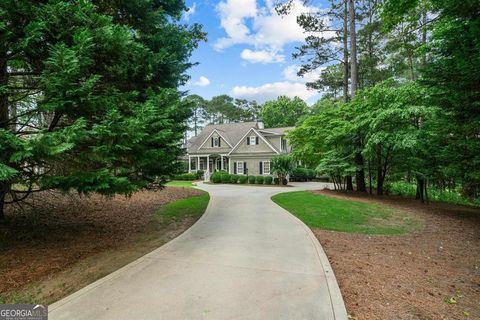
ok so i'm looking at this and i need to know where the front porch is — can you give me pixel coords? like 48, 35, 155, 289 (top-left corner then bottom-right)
188, 154, 230, 177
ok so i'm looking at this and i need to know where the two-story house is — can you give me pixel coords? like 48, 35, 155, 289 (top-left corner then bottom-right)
186, 121, 292, 179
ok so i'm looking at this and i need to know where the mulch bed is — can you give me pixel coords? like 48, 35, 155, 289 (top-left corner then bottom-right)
313, 190, 480, 320
0, 187, 202, 295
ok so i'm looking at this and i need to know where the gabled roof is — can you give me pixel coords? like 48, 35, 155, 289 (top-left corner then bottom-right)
186, 122, 294, 155
187, 122, 258, 154
227, 127, 280, 155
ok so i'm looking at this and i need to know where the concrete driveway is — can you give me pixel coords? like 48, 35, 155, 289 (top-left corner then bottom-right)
49, 182, 347, 320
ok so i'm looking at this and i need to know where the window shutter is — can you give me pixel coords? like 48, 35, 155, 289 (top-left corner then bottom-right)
219, 138, 221, 147
256, 137, 259, 145
234, 162, 237, 174
246, 137, 250, 145
211, 137, 214, 147
244, 162, 247, 174
259, 162, 263, 174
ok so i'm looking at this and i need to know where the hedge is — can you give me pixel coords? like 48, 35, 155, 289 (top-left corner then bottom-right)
290, 167, 316, 182
264, 176, 273, 185
248, 176, 256, 184
230, 174, 239, 184
256, 176, 264, 184
173, 173, 197, 181
238, 175, 248, 184
221, 173, 232, 183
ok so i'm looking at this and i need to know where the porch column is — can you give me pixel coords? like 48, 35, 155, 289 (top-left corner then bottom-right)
221, 155, 224, 171
197, 156, 200, 171
228, 158, 232, 174
207, 155, 210, 173
188, 155, 191, 172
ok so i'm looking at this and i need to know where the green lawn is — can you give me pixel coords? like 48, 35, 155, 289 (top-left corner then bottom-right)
272, 191, 422, 235
153, 191, 209, 224
165, 180, 196, 187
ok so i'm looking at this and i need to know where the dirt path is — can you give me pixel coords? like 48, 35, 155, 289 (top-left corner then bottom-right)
313, 190, 480, 320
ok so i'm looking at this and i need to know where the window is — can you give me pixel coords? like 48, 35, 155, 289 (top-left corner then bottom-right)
237, 161, 244, 174
213, 137, 219, 147
263, 161, 271, 175
249, 136, 256, 145
281, 137, 287, 151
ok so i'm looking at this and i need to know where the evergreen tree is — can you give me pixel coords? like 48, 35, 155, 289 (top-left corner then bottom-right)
0, 0, 205, 218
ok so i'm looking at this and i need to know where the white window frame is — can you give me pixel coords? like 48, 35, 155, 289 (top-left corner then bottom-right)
249, 136, 256, 145
262, 161, 271, 175
213, 137, 219, 147
281, 137, 287, 151
237, 161, 244, 175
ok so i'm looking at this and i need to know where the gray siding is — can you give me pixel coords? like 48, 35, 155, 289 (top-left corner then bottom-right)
229, 156, 273, 176
231, 131, 276, 154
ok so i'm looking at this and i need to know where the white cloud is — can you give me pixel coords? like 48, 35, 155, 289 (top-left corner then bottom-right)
214, 0, 329, 59
215, 0, 257, 49
240, 49, 284, 64
231, 81, 318, 103
183, 3, 197, 22
282, 64, 324, 83
194, 76, 210, 87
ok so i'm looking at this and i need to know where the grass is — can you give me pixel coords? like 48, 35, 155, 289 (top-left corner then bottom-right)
272, 191, 422, 235
153, 191, 209, 225
165, 180, 196, 187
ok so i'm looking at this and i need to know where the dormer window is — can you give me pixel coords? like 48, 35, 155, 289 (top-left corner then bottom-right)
247, 136, 258, 145
281, 137, 287, 151
213, 137, 220, 147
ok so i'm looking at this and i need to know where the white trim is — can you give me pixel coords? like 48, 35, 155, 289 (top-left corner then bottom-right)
258, 129, 282, 135
197, 129, 233, 149
236, 161, 244, 175
228, 128, 280, 155
249, 136, 256, 145
262, 161, 271, 175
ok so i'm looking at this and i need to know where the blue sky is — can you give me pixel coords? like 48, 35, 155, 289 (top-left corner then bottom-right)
180, 0, 331, 104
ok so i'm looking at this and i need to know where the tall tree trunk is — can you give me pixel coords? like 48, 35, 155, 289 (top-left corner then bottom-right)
416, 175, 424, 202
346, 176, 353, 191
368, 158, 373, 195
348, 0, 358, 99
0, 46, 9, 220
343, 0, 354, 191
348, 0, 367, 192
421, 11, 427, 66
343, 0, 349, 103
376, 144, 383, 195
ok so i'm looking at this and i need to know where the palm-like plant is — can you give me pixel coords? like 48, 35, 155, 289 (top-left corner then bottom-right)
271, 155, 294, 185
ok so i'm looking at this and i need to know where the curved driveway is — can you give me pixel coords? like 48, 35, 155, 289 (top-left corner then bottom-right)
50, 182, 347, 320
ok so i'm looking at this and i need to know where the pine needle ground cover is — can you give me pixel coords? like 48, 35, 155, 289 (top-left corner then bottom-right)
0, 187, 209, 305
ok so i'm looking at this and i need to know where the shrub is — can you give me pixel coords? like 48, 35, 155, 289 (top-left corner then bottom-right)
221, 173, 232, 183
230, 174, 239, 184
271, 155, 294, 185
274, 177, 288, 185
196, 170, 204, 180
173, 173, 197, 181
264, 176, 273, 185
248, 175, 256, 184
238, 175, 248, 184
256, 176, 265, 184
306, 168, 316, 180
291, 167, 308, 182
210, 171, 223, 183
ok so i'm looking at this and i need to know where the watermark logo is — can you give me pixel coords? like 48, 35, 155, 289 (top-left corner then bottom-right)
0, 304, 48, 320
